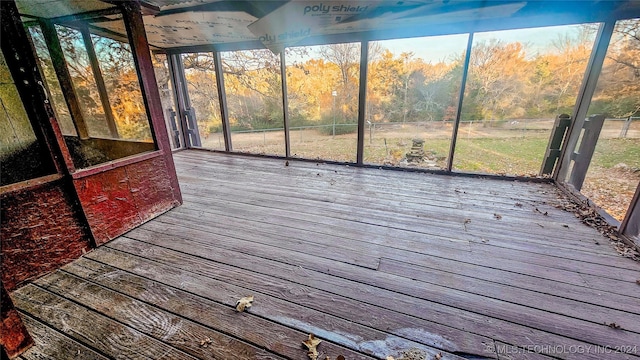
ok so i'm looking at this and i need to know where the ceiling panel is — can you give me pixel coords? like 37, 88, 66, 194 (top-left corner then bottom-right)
142, 0, 224, 11
93, 11, 257, 48
16, 0, 114, 19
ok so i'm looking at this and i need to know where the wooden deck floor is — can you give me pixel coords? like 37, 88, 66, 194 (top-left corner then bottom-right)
13, 150, 640, 360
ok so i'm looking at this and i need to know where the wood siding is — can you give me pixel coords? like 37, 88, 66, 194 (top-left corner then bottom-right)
74, 154, 180, 245
1, 180, 91, 291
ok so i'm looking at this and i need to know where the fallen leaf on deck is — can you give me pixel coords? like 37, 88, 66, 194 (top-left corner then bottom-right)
200, 337, 212, 347
493, 213, 502, 220
336, 356, 344, 360
235, 295, 254, 312
303, 334, 322, 360
435, 352, 442, 360
386, 357, 395, 360
285, 161, 289, 166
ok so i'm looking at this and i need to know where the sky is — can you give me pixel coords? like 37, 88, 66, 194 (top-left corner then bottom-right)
373, 24, 595, 63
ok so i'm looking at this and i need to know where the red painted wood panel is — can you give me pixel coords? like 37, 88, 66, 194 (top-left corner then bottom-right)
74, 155, 180, 246
1, 282, 33, 358
1, 181, 91, 291
127, 155, 178, 223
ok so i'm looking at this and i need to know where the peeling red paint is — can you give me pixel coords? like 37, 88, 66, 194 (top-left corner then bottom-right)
1, 181, 92, 291
1, 283, 33, 358
74, 156, 180, 246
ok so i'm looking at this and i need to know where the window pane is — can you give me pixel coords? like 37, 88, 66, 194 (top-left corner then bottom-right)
152, 53, 181, 149
91, 28, 152, 141
455, 24, 597, 175
286, 43, 360, 162
581, 19, 640, 221
54, 21, 156, 169
365, 34, 468, 169
55, 25, 111, 138
0, 50, 54, 185
222, 49, 284, 156
182, 52, 224, 150
28, 25, 77, 136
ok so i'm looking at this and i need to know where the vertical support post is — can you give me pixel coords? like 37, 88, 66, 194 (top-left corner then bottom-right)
568, 114, 605, 191
169, 53, 200, 147
555, 21, 615, 182
165, 53, 184, 148
120, 0, 182, 203
213, 51, 232, 152
539, 114, 571, 176
621, 182, 640, 240
447, 33, 474, 172
356, 41, 369, 165
280, 50, 291, 157
619, 115, 632, 138
38, 20, 90, 140
80, 26, 119, 138
167, 108, 181, 148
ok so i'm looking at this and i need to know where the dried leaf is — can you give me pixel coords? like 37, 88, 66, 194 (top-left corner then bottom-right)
463, 218, 471, 231
199, 337, 212, 347
435, 352, 442, 360
605, 322, 622, 329
386, 357, 395, 360
235, 295, 254, 312
303, 334, 322, 360
285, 161, 289, 166
336, 356, 344, 360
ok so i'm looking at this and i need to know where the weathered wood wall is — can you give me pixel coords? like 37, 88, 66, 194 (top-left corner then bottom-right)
1, 180, 92, 291
74, 154, 180, 246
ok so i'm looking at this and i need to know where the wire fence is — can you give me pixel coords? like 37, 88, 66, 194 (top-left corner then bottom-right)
225, 117, 640, 145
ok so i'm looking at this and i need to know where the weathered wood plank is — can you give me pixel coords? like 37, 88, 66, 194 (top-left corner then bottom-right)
35, 271, 288, 360
178, 180, 609, 249
152, 211, 640, 313
11, 284, 197, 360
66, 256, 466, 360
142, 214, 640, 315
176, 174, 607, 249
138, 220, 380, 270
19, 314, 108, 360
102, 238, 640, 360
112, 232, 640, 342
164, 202, 640, 297
162, 204, 638, 280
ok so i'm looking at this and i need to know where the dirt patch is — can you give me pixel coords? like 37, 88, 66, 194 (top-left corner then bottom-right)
581, 165, 640, 221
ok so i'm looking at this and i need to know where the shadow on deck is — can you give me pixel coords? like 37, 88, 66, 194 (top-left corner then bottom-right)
12, 150, 640, 360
